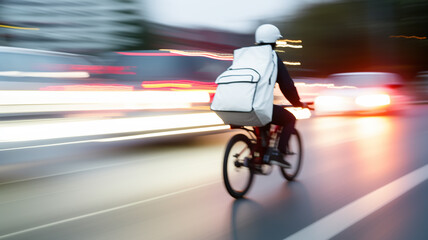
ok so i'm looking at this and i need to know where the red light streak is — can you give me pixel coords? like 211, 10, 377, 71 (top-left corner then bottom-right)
40, 84, 134, 91
37, 64, 136, 75
68, 65, 136, 75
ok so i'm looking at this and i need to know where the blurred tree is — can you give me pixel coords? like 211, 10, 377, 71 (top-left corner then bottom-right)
279, 0, 428, 80
111, 0, 150, 51
393, 0, 428, 79
279, 1, 372, 77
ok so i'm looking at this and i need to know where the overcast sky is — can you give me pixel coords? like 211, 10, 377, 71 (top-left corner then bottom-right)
142, 0, 311, 33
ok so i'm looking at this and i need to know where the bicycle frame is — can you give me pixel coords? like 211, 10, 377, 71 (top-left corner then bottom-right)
230, 124, 282, 165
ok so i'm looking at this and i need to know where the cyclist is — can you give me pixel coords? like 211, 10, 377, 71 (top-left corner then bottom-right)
255, 24, 306, 168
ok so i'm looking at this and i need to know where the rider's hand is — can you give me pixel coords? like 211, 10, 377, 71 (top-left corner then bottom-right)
294, 102, 307, 108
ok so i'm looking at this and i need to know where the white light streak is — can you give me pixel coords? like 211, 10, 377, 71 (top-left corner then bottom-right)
277, 43, 303, 48
0, 71, 89, 78
355, 94, 390, 107
96, 125, 230, 142
285, 107, 311, 120
0, 112, 225, 142
283, 61, 301, 66
276, 39, 303, 48
0, 125, 231, 152
0, 90, 211, 113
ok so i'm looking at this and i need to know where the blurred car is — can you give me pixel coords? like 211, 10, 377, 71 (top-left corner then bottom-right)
0, 46, 104, 90
314, 72, 408, 115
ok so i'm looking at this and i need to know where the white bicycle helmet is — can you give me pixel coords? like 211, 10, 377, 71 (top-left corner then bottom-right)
255, 24, 283, 44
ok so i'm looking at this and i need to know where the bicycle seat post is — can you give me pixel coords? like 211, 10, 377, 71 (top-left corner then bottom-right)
253, 127, 268, 164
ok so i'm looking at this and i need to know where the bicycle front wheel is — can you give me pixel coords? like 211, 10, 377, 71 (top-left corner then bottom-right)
280, 129, 303, 181
223, 134, 254, 198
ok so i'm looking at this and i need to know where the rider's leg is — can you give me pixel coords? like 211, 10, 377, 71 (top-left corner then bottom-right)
271, 105, 296, 154
260, 124, 270, 147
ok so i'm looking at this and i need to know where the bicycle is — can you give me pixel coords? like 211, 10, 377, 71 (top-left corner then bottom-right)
222, 107, 306, 199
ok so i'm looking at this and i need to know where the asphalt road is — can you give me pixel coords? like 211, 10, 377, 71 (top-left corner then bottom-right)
0, 105, 427, 240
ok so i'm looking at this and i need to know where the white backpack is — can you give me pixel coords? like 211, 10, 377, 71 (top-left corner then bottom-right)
210, 45, 278, 126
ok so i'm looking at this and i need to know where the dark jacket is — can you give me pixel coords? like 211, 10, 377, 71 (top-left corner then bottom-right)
275, 52, 302, 107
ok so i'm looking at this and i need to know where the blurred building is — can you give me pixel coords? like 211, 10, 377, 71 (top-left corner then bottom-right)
0, 0, 142, 53
142, 22, 253, 53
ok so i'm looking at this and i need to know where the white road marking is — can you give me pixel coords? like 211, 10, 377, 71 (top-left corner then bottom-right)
0, 161, 130, 187
0, 181, 219, 239
284, 164, 428, 240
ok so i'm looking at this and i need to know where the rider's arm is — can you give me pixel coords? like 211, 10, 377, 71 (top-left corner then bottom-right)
276, 53, 304, 107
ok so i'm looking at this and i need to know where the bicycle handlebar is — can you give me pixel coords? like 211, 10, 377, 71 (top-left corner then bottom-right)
278, 102, 315, 111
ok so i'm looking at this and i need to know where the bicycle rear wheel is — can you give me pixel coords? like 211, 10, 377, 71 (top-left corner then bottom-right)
280, 129, 302, 181
223, 134, 254, 198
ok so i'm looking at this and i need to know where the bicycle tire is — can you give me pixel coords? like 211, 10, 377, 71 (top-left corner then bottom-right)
223, 134, 254, 198
280, 129, 303, 181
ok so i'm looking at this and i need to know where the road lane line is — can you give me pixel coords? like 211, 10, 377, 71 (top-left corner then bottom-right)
0, 161, 131, 187
0, 181, 220, 239
284, 164, 428, 240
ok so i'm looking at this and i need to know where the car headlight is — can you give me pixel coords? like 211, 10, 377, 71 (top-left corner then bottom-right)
355, 94, 390, 107
314, 95, 351, 112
